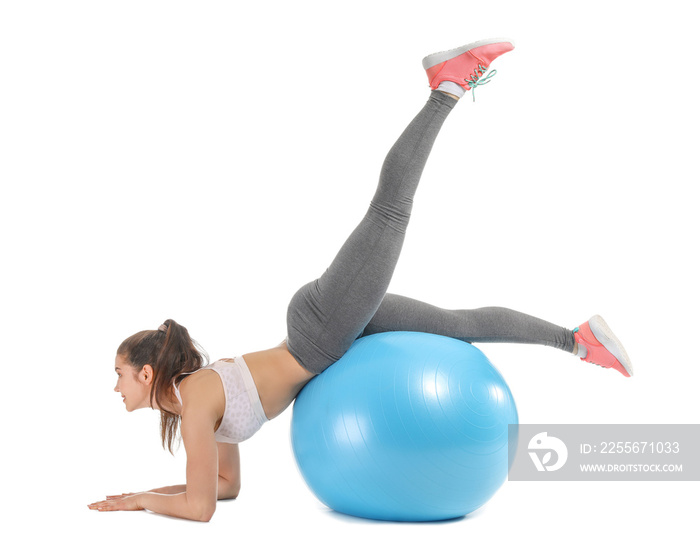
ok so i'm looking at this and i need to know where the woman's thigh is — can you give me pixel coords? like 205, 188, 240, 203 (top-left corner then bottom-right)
285, 215, 404, 374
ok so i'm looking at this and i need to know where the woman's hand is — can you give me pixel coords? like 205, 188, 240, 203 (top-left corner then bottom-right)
88, 492, 144, 512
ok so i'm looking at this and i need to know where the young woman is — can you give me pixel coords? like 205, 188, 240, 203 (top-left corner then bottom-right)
88, 38, 633, 521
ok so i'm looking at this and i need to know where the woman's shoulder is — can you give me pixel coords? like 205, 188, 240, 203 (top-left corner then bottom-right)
178, 365, 226, 418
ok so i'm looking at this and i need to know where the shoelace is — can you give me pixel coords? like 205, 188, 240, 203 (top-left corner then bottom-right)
465, 64, 497, 102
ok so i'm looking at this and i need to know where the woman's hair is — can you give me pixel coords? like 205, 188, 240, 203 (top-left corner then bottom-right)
116, 319, 209, 454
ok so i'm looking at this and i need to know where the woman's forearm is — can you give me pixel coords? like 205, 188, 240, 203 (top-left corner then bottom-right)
149, 484, 186, 495
149, 476, 238, 500
137, 492, 210, 522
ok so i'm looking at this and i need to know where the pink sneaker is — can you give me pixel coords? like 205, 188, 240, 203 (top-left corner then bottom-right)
574, 315, 634, 377
422, 38, 515, 99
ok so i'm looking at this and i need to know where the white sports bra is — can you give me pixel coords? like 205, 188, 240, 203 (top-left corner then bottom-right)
173, 356, 269, 444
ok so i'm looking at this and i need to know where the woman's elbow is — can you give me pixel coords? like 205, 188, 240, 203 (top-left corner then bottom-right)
190, 497, 217, 522
220, 478, 240, 500
197, 504, 216, 522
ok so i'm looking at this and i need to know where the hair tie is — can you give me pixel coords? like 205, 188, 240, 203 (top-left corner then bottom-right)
158, 323, 168, 333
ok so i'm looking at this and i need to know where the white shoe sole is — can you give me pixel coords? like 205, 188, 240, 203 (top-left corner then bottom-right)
422, 38, 515, 70
589, 315, 634, 376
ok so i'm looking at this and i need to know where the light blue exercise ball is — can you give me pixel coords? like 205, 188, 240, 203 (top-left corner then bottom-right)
291, 331, 518, 522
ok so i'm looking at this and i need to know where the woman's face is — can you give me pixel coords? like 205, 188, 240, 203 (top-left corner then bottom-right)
113, 354, 153, 412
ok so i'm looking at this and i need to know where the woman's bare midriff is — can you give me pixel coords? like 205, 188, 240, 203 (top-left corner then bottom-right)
238, 340, 316, 420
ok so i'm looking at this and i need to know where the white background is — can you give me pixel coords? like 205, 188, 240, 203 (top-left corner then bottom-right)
1, 0, 698, 537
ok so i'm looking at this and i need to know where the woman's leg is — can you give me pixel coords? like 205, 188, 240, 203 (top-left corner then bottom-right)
287, 91, 458, 374
360, 293, 576, 352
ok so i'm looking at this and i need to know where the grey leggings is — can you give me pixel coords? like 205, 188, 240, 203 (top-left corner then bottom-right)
286, 91, 575, 374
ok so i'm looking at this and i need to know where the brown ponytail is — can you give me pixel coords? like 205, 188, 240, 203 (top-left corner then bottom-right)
116, 319, 209, 454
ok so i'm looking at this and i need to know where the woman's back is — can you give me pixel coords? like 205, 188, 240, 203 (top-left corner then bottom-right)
176, 340, 315, 436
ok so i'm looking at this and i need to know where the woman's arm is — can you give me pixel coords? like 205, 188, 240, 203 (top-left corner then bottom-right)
89, 468, 238, 514
216, 442, 241, 499
136, 491, 206, 521
136, 398, 220, 521
145, 472, 239, 499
